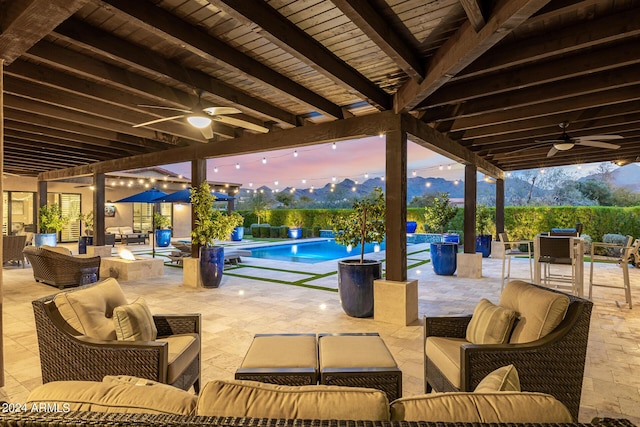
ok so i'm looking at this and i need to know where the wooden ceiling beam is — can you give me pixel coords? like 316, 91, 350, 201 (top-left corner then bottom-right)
431, 64, 640, 125
459, 0, 486, 32
394, 0, 552, 112
3, 126, 136, 158
0, 0, 88, 63
98, 0, 345, 120
3, 108, 170, 152
6, 71, 216, 145
4, 140, 102, 163
460, 111, 640, 148
39, 111, 401, 180
448, 84, 640, 132
421, 40, 640, 108
52, 19, 297, 128
401, 114, 503, 179
458, 6, 640, 80
318, 0, 422, 81
3, 76, 208, 144
211, 0, 392, 111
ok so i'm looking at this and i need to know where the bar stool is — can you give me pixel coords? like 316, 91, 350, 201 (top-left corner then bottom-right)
589, 236, 637, 308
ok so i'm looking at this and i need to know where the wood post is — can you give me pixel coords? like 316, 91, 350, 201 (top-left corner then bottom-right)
463, 164, 477, 253
93, 172, 106, 246
496, 178, 505, 235
191, 158, 207, 257
385, 129, 407, 282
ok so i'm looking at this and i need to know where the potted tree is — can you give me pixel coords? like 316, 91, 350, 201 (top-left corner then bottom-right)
424, 193, 458, 275
331, 187, 385, 318
475, 204, 494, 258
190, 182, 243, 288
287, 210, 304, 239
78, 211, 94, 254
35, 204, 68, 247
153, 212, 172, 247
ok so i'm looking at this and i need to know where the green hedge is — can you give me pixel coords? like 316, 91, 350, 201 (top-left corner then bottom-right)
236, 206, 640, 242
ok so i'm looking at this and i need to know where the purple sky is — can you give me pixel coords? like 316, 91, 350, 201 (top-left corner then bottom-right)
162, 136, 466, 189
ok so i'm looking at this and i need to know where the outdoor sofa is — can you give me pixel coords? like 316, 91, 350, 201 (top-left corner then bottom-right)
105, 226, 147, 244
23, 245, 101, 289
3, 370, 636, 427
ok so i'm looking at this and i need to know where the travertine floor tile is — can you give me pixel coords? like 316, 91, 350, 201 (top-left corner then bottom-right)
1, 250, 639, 424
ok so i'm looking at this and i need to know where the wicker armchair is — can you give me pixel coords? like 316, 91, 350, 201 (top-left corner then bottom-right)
23, 245, 101, 289
424, 282, 593, 422
3, 234, 27, 267
32, 280, 201, 392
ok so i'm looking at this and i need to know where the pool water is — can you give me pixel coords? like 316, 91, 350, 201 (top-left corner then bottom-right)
246, 239, 389, 264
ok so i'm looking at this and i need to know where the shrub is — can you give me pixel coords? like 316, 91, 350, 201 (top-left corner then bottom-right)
259, 224, 271, 238
269, 226, 280, 238
279, 226, 289, 238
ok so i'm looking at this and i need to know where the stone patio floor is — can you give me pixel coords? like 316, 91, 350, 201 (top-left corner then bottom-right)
1, 241, 639, 423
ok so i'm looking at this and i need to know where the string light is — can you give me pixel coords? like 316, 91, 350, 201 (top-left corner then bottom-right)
213, 166, 218, 173
262, 157, 267, 164
293, 150, 298, 157
332, 142, 336, 150
235, 163, 240, 169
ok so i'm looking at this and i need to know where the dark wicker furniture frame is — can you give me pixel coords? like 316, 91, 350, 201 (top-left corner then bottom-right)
32, 285, 201, 392
2, 234, 26, 267
423, 283, 593, 422
23, 245, 101, 289
319, 332, 402, 402
235, 333, 318, 386
0, 412, 635, 427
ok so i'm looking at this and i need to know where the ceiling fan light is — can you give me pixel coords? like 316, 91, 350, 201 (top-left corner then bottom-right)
187, 115, 212, 128
553, 142, 574, 151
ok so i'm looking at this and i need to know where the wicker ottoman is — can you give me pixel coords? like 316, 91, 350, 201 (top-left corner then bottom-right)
235, 333, 318, 386
318, 332, 402, 402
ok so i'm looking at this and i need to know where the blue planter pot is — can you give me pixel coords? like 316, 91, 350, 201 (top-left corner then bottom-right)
288, 228, 302, 239
475, 234, 492, 258
231, 226, 244, 241
442, 233, 459, 244
200, 246, 225, 288
78, 236, 93, 254
337, 260, 381, 318
34, 233, 57, 247
406, 221, 418, 233
430, 242, 458, 275
155, 229, 172, 247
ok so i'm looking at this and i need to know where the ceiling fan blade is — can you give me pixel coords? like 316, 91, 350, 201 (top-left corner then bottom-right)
212, 116, 269, 133
138, 104, 193, 114
133, 115, 186, 127
202, 107, 242, 116
534, 139, 565, 143
574, 134, 623, 142
198, 126, 213, 140
576, 140, 621, 149
547, 146, 559, 157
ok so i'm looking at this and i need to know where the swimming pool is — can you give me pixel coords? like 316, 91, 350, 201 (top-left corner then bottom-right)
245, 239, 389, 264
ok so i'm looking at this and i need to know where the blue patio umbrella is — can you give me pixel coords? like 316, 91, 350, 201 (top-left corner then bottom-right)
153, 188, 234, 203
115, 188, 169, 203
115, 188, 169, 257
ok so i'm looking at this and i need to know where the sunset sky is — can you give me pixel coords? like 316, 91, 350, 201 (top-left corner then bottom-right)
163, 136, 467, 189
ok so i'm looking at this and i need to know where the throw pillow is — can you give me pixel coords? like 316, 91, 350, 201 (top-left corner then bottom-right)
113, 297, 157, 341
466, 298, 517, 344
474, 364, 521, 392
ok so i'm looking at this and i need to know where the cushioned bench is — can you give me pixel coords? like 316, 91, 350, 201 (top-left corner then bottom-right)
235, 333, 318, 385
319, 332, 402, 402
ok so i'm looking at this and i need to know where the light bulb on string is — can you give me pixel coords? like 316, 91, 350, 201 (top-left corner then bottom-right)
213, 167, 218, 173
332, 176, 336, 182
332, 142, 336, 150
235, 163, 240, 169
262, 157, 267, 164
293, 150, 298, 157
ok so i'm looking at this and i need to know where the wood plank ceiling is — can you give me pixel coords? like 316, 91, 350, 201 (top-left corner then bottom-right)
1, 0, 639, 177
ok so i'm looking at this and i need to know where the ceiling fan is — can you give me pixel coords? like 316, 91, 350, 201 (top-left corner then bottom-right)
535, 122, 622, 157
133, 93, 269, 139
